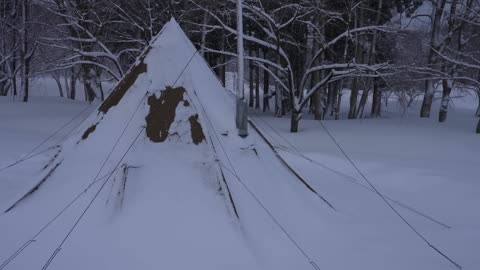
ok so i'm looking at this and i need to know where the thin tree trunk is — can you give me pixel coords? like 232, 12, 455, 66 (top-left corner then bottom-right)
220, 30, 226, 86
81, 63, 96, 103
54, 74, 64, 97
439, 0, 460, 123
255, 48, 260, 109
371, 79, 381, 117
311, 82, 323, 119
262, 49, 270, 112
96, 68, 104, 101
439, 79, 452, 122
335, 85, 342, 120
356, 80, 370, 118
325, 84, 335, 116
275, 82, 282, 116
70, 68, 76, 100
349, 7, 362, 119
421, 0, 448, 118
311, 20, 325, 120
64, 73, 70, 98
349, 79, 359, 119
249, 47, 254, 107
200, 10, 208, 57
11, 1, 17, 97
21, 0, 29, 103
370, 0, 383, 117
275, 54, 282, 117
476, 118, 480, 134
290, 109, 300, 132
476, 92, 480, 117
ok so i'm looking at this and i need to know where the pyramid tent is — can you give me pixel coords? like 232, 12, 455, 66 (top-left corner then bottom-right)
0, 18, 262, 270
0, 18, 456, 270
1, 17, 331, 270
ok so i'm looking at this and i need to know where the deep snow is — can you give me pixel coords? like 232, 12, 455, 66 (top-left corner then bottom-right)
0, 19, 479, 270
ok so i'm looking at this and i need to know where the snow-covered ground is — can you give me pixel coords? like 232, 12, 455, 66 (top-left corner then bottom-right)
0, 19, 479, 270
250, 106, 480, 269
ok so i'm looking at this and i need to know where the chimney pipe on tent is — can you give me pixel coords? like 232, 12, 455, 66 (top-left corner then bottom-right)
236, 0, 248, 138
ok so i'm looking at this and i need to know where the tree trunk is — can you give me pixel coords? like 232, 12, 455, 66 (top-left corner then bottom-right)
325, 86, 335, 117
335, 87, 342, 120
96, 68, 104, 101
290, 109, 300, 133
82, 65, 96, 103
438, 1, 461, 122
275, 55, 282, 117
255, 49, 260, 109
249, 47, 254, 107
220, 31, 226, 86
70, 68, 76, 100
21, 0, 29, 103
311, 89, 323, 120
439, 79, 453, 122
54, 75, 64, 97
421, 80, 435, 117
11, 3, 18, 97
310, 30, 325, 120
356, 83, 370, 119
349, 79, 359, 119
476, 92, 480, 117
369, 0, 383, 118
200, 10, 208, 58
349, 7, 363, 119
331, 85, 339, 117
262, 50, 270, 112
421, 0, 448, 118
64, 73, 70, 98
476, 118, 480, 134
371, 79, 381, 117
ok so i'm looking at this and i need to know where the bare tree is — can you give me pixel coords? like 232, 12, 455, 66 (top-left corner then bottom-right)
194, 0, 392, 132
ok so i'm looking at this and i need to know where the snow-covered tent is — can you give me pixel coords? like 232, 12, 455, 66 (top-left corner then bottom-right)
0, 18, 261, 270
0, 18, 464, 270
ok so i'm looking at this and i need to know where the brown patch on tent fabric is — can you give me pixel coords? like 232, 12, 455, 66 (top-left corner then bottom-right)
188, 114, 205, 145
82, 123, 98, 140
98, 62, 147, 114
145, 87, 186, 143
98, 46, 151, 114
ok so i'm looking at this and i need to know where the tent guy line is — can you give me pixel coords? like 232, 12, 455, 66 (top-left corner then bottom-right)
0, 166, 120, 270
316, 119, 462, 269
41, 127, 145, 270
248, 111, 462, 269
191, 89, 323, 270
250, 113, 451, 229
0, 102, 97, 174
41, 42, 208, 270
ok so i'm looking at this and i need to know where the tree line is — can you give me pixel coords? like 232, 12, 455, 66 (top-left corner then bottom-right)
0, 0, 479, 133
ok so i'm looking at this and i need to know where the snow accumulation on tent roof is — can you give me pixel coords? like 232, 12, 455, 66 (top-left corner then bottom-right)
0, 18, 468, 270
0, 18, 258, 270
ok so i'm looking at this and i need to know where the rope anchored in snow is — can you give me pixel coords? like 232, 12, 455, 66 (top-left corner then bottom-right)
41, 43, 203, 270
191, 89, 323, 270
0, 167, 118, 270
251, 113, 451, 229
0, 102, 95, 174
316, 120, 462, 269
41, 127, 145, 270
0, 92, 147, 270
249, 119, 337, 211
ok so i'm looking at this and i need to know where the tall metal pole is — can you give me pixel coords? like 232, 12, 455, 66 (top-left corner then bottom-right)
236, 0, 248, 137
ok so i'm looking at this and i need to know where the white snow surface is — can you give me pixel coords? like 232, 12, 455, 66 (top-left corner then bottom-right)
0, 18, 479, 270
